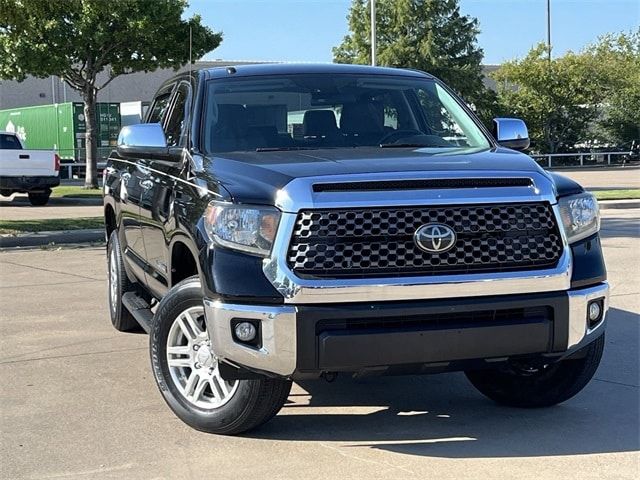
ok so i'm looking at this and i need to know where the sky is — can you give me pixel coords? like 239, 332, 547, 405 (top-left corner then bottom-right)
184, 0, 640, 64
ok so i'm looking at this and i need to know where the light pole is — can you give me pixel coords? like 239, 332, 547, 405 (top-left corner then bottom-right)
546, 0, 552, 64
371, 0, 376, 66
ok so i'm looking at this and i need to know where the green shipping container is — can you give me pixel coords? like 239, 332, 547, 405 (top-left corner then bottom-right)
0, 102, 121, 161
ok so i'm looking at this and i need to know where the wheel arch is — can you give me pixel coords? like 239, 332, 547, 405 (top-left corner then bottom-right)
169, 236, 201, 289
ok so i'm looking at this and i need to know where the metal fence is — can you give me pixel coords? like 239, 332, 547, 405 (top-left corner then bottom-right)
48, 148, 640, 180
530, 152, 638, 169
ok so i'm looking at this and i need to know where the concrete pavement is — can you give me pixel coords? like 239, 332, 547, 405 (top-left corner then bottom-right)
0, 209, 638, 479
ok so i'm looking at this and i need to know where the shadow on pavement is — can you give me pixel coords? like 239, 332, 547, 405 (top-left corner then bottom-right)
0, 196, 102, 207
252, 307, 639, 459
600, 217, 640, 239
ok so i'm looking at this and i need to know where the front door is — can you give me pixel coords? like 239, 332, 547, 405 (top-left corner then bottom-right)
139, 81, 190, 297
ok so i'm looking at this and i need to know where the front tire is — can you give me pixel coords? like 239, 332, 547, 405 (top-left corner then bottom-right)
150, 276, 291, 435
465, 334, 605, 408
28, 190, 51, 206
107, 230, 139, 332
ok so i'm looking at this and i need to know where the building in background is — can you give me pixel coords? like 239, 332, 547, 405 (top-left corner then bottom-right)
0, 61, 265, 110
1, 61, 499, 110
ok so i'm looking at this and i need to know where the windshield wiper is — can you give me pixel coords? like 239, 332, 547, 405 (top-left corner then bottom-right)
379, 143, 447, 149
255, 146, 321, 152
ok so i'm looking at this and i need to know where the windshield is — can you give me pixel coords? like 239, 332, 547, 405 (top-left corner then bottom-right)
203, 74, 490, 153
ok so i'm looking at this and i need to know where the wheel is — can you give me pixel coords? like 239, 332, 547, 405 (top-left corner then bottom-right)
107, 230, 139, 332
0, 189, 12, 197
28, 190, 51, 206
150, 276, 292, 435
465, 334, 605, 408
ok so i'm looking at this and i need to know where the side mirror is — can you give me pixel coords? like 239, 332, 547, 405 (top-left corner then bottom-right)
492, 118, 530, 151
116, 123, 176, 160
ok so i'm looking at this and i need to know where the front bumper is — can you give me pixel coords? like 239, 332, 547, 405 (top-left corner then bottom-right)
204, 282, 609, 377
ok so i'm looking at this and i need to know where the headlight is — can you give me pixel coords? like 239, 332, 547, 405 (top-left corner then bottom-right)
558, 192, 600, 243
203, 202, 281, 257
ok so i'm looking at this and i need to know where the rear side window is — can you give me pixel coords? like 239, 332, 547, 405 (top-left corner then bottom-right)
164, 84, 190, 147
0, 134, 22, 149
147, 91, 173, 124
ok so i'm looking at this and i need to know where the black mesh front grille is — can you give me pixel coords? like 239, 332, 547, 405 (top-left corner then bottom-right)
287, 203, 564, 278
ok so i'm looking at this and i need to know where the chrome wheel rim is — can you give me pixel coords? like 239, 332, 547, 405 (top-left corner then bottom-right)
166, 306, 238, 409
109, 249, 118, 313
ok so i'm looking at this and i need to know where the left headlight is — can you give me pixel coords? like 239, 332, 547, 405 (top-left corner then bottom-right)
203, 201, 281, 257
558, 192, 600, 243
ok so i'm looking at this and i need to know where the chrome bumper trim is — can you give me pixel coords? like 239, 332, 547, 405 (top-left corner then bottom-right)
567, 282, 609, 349
203, 283, 609, 377
203, 300, 297, 376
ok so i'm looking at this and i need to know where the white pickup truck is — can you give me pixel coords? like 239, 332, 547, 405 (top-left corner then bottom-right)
0, 131, 60, 205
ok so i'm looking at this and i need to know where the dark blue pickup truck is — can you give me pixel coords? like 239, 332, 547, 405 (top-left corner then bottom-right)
103, 64, 608, 435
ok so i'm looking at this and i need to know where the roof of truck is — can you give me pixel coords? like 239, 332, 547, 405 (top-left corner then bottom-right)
201, 63, 434, 80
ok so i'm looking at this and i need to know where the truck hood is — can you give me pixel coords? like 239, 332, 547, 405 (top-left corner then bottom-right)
205, 146, 549, 205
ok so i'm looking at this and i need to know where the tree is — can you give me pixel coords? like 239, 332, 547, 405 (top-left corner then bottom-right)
492, 44, 608, 153
493, 30, 640, 153
588, 30, 640, 146
333, 0, 495, 122
0, 0, 221, 188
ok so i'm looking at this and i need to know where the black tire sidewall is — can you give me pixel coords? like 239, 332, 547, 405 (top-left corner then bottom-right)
28, 191, 50, 206
466, 334, 605, 407
107, 231, 137, 330
149, 276, 269, 434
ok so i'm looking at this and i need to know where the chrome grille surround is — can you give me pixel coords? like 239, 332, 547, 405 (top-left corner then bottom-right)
287, 203, 564, 278
263, 170, 572, 304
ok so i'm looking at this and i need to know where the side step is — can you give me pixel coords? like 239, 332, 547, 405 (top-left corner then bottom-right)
122, 291, 154, 333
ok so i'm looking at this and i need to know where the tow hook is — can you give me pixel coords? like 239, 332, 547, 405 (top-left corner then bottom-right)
321, 372, 337, 383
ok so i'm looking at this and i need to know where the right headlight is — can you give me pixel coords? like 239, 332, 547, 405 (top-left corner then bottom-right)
558, 192, 600, 243
203, 201, 281, 257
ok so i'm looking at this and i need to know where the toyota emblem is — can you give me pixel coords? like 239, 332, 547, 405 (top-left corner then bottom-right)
414, 223, 457, 253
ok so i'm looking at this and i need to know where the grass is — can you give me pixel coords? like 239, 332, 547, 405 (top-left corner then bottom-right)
593, 189, 640, 201
51, 185, 103, 198
0, 217, 104, 235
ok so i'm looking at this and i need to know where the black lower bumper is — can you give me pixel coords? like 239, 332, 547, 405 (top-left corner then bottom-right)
295, 291, 572, 374
0, 175, 60, 192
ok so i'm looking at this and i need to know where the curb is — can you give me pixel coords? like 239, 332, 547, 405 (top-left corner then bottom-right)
0, 229, 104, 249
598, 200, 640, 210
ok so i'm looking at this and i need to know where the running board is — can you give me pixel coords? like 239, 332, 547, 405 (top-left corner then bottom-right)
122, 292, 154, 333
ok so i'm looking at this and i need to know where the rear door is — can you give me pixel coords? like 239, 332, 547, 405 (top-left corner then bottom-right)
138, 81, 191, 297
119, 84, 174, 278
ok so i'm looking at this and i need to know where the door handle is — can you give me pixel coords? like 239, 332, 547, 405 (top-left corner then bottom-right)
140, 179, 154, 190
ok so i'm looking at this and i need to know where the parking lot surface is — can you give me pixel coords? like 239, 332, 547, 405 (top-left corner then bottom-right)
0, 209, 638, 479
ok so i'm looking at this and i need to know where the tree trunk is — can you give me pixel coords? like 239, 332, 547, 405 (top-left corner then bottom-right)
82, 90, 99, 189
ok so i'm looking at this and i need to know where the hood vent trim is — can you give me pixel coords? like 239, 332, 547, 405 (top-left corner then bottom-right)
312, 178, 533, 193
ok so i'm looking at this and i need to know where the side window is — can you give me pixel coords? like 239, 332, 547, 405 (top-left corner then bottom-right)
164, 84, 190, 147
147, 91, 173, 124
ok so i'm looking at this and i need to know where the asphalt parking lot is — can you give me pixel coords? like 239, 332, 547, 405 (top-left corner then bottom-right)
0, 208, 638, 479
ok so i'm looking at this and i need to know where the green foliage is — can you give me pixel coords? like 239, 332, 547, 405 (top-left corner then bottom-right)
587, 31, 640, 146
333, 0, 494, 122
0, 0, 221, 186
493, 29, 640, 153
0, 0, 221, 82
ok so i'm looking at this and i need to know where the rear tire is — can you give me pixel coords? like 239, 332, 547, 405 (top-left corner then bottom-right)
465, 334, 605, 408
150, 275, 292, 435
28, 190, 51, 206
107, 230, 139, 332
